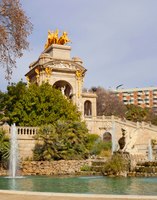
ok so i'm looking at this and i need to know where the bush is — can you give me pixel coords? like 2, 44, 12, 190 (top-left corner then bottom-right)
80, 164, 91, 171
102, 153, 129, 176
87, 134, 112, 157
99, 149, 111, 157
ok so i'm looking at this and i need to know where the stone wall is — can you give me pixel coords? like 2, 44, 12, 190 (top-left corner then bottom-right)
0, 160, 92, 176
0, 164, 7, 176
21, 160, 91, 176
128, 161, 157, 177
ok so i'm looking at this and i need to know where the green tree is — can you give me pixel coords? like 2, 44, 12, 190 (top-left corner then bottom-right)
125, 104, 150, 122
33, 121, 89, 161
145, 108, 157, 126
0, 0, 32, 79
0, 128, 10, 164
86, 134, 111, 156
4, 81, 27, 119
5, 82, 81, 126
150, 114, 157, 126
85, 134, 100, 153
0, 90, 8, 122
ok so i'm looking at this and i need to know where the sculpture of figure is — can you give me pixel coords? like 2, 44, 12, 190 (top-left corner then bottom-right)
61, 86, 66, 95
58, 32, 71, 45
44, 30, 71, 48
44, 30, 54, 49
52, 29, 59, 44
35, 68, 40, 75
45, 67, 52, 75
76, 70, 83, 78
118, 128, 126, 150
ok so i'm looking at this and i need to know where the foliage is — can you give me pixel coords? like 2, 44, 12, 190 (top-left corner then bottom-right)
33, 121, 89, 161
4, 81, 27, 120
0, 0, 32, 79
34, 125, 112, 161
0, 128, 10, 163
0, 90, 8, 121
91, 87, 126, 117
91, 139, 111, 156
125, 104, 151, 122
99, 149, 111, 157
102, 153, 129, 175
85, 134, 99, 153
124, 104, 157, 126
4, 82, 81, 126
147, 109, 157, 126
151, 116, 157, 126
86, 134, 112, 156
80, 164, 91, 171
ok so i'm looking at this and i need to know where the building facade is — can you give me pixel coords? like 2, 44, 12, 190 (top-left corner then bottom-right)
114, 87, 157, 112
25, 43, 97, 118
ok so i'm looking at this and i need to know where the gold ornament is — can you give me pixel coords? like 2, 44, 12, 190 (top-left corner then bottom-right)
44, 29, 71, 49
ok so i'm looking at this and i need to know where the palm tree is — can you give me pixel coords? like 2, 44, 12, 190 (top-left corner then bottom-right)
33, 121, 89, 161
0, 129, 10, 164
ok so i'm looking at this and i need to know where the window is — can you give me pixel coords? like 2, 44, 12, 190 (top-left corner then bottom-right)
84, 100, 92, 116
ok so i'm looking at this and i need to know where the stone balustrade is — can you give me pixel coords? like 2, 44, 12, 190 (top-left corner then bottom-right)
17, 126, 38, 135
85, 115, 157, 131
16, 126, 38, 140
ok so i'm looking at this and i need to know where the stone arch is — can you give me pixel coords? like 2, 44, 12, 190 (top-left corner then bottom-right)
103, 132, 112, 142
84, 100, 92, 116
53, 80, 73, 99
102, 131, 112, 153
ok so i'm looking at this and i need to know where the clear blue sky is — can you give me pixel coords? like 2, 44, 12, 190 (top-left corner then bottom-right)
1, 0, 157, 91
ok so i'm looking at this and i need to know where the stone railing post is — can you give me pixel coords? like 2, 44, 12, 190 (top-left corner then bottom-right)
111, 115, 115, 122
136, 121, 140, 128
141, 121, 145, 128
2, 122, 10, 135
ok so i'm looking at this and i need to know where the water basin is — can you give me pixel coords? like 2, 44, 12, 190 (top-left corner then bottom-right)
0, 176, 157, 196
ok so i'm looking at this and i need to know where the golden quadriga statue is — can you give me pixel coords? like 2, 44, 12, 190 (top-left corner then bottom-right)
44, 29, 71, 49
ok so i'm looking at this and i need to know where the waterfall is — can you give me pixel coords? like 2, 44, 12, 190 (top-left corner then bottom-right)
9, 124, 18, 178
111, 121, 116, 153
148, 139, 153, 161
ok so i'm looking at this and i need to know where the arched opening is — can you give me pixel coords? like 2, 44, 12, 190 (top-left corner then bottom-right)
103, 132, 112, 142
102, 131, 112, 155
53, 80, 73, 99
84, 100, 92, 116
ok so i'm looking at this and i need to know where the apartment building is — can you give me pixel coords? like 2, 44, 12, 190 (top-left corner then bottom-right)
114, 87, 157, 112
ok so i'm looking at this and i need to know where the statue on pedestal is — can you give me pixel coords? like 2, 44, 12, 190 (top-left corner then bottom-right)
118, 128, 126, 151
44, 29, 71, 49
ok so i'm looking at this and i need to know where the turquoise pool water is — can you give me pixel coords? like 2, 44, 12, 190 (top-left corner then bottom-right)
0, 176, 157, 195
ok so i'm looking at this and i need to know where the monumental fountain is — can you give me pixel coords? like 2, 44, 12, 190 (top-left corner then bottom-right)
9, 124, 18, 178
1, 31, 157, 198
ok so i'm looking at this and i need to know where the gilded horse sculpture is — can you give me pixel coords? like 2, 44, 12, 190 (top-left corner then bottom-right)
58, 31, 71, 45
44, 29, 71, 49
